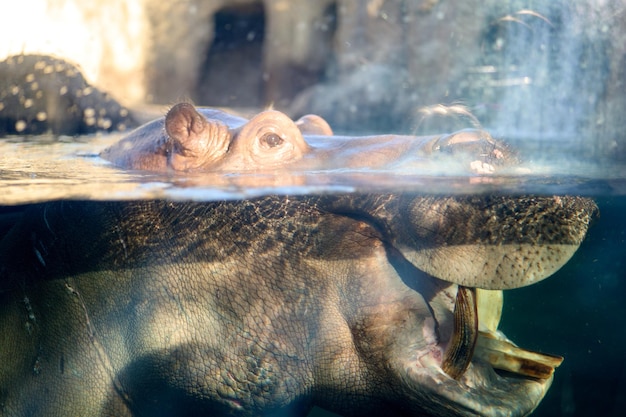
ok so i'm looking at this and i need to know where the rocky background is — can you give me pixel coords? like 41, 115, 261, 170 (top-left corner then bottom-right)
1, 0, 625, 160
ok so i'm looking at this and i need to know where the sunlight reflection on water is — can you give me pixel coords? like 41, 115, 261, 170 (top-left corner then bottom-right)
0, 133, 624, 206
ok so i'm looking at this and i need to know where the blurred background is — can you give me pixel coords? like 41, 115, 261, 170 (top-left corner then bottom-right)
2, 0, 625, 160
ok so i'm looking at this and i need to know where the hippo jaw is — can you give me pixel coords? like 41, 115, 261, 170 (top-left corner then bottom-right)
365, 195, 595, 416
394, 343, 553, 417
313, 194, 597, 416
353, 279, 555, 417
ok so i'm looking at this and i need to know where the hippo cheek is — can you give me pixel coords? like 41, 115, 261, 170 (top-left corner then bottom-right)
226, 110, 310, 169
164, 103, 232, 171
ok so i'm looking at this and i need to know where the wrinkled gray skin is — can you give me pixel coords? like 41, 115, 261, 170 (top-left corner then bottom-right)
0, 193, 596, 417
101, 102, 513, 173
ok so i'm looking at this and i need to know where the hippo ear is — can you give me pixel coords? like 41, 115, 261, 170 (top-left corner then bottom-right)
295, 114, 333, 136
394, 196, 597, 290
164, 103, 231, 171
233, 110, 310, 167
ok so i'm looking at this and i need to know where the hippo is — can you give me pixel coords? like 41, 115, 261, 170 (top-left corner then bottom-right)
0, 191, 597, 416
101, 102, 515, 174
0, 55, 136, 136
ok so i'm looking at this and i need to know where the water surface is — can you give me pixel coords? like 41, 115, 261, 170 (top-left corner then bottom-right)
0, 134, 624, 205
1, 134, 624, 417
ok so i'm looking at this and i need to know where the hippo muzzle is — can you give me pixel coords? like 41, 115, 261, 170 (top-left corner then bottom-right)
312, 193, 596, 416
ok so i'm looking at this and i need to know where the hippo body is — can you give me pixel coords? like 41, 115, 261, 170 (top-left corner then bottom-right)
0, 193, 597, 417
0, 55, 136, 136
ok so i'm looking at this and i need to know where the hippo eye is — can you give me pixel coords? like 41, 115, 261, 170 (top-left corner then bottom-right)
260, 132, 284, 148
237, 110, 309, 167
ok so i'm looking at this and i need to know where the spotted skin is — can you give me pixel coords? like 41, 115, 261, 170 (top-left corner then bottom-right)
0, 55, 136, 136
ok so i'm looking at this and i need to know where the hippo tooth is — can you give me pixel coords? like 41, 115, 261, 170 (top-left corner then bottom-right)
441, 286, 479, 379
474, 331, 564, 379
476, 288, 503, 333
474, 288, 563, 379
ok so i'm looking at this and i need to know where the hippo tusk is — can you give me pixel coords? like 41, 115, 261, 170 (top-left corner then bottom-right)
441, 286, 478, 379
474, 331, 563, 379
442, 286, 563, 380
473, 288, 564, 379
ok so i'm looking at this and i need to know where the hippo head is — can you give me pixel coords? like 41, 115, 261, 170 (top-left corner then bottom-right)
102, 103, 318, 171
101, 102, 513, 173
0, 193, 597, 417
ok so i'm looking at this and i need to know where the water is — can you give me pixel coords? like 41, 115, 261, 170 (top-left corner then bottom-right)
0, 134, 625, 416
501, 197, 626, 417
0, 134, 624, 206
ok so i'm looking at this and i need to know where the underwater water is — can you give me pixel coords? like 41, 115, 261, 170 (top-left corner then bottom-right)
502, 195, 626, 417
0, 134, 624, 417
1, 0, 625, 415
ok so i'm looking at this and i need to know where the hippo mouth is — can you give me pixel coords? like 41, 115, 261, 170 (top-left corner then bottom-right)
323, 194, 595, 415
397, 282, 563, 417
442, 286, 562, 381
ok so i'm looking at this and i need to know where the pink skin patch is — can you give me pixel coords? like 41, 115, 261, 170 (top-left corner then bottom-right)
416, 317, 444, 368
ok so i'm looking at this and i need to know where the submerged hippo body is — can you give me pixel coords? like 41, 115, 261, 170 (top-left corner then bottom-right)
0, 193, 597, 417
101, 102, 512, 173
